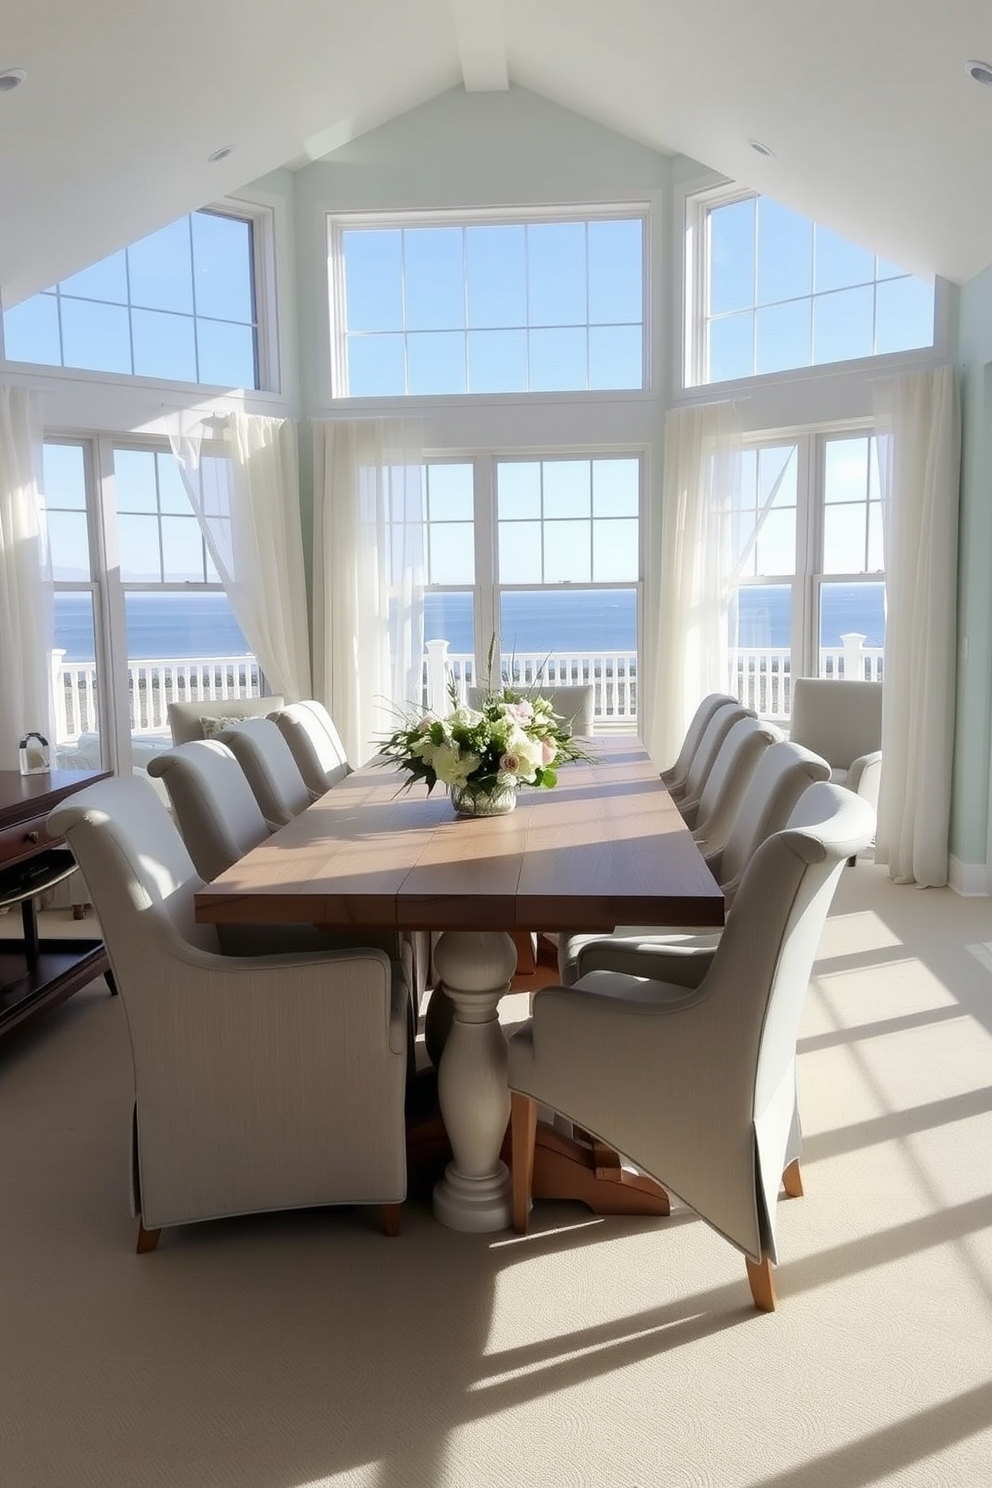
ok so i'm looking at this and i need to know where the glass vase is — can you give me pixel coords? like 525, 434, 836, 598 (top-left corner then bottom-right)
450, 779, 519, 817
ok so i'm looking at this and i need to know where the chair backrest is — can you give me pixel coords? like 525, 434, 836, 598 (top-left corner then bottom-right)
269, 700, 351, 796
676, 781, 875, 1261
167, 695, 285, 746
789, 678, 882, 773
466, 684, 596, 737
216, 716, 311, 827
690, 717, 782, 850
147, 739, 271, 882
707, 739, 832, 903
47, 776, 220, 987
674, 699, 755, 808
660, 693, 740, 789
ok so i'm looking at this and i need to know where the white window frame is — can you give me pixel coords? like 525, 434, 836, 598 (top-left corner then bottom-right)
2, 197, 283, 397
680, 177, 948, 394
423, 448, 644, 724
734, 420, 883, 716
325, 204, 651, 404
45, 433, 264, 772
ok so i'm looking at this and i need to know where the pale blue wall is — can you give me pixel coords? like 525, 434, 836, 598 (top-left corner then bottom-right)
953, 264, 992, 868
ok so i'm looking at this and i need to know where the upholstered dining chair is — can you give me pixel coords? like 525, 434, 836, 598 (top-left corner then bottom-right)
166, 695, 285, 745
670, 698, 756, 818
508, 781, 877, 1311
269, 699, 351, 800
216, 716, 311, 828
660, 693, 741, 795
148, 738, 272, 884
47, 776, 410, 1251
789, 676, 883, 828
558, 739, 832, 985
688, 716, 783, 855
147, 738, 426, 1015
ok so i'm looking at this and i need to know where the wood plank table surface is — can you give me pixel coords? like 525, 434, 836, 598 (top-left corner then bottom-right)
195, 737, 724, 1231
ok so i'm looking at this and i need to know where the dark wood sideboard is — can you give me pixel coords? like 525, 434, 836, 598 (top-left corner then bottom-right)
0, 770, 112, 1038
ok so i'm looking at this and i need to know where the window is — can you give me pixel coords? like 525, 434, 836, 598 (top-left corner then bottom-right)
4, 210, 260, 388
685, 185, 935, 386
330, 211, 645, 397
423, 453, 641, 725
43, 442, 104, 766
43, 439, 260, 774
728, 430, 884, 719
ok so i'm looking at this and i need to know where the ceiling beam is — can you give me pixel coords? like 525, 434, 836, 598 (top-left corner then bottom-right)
450, 0, 509, 92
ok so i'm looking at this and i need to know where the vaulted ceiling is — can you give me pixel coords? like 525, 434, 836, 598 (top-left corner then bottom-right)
3, 0, 991, 308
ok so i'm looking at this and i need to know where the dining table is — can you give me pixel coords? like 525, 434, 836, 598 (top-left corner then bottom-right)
194, 736, 725, 1233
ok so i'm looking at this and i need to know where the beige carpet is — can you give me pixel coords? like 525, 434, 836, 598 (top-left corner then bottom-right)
2, 867, 991, 1488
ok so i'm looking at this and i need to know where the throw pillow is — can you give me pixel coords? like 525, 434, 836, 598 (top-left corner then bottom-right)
200, 715, 254, 739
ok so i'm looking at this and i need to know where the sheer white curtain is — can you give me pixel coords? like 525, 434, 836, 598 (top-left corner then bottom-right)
169, 412, 312, 701
311, 419, 425, 766
0, 387, 53, 769
642, 401, 742, 768
873, 366, 961, 886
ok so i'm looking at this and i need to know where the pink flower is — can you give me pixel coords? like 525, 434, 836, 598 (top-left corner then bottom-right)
541, 739, 557, 766
499, 752, 522, 774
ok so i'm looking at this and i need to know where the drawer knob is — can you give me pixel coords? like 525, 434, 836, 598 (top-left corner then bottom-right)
25, 830, 40, 844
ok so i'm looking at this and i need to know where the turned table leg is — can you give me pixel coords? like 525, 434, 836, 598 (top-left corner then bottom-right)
431, 930, 517, 1232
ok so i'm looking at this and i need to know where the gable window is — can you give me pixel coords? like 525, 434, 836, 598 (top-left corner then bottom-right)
3, 210, 261, 389
329, 210, 645, 398
684, 185, 935, 387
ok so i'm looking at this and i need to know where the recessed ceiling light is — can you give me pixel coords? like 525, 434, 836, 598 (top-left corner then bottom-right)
0, 68, 26, 93
748, 138, 774, 157
207, 145, 234, 163
965, 59, 992, 85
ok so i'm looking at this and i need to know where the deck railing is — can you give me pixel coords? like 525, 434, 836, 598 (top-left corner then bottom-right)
423, 641, 638, 727
51, 632, 882, 752
51, 650, 262, 744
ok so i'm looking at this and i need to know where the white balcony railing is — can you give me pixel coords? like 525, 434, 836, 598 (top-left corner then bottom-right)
423, 641, 638, 728
51, 631, 882, 757
51, 650, 262, 745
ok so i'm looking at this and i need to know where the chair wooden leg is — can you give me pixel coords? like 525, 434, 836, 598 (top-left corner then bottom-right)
382, 1203, 401, 1237
782, 1158, 804, 1198
746, 1254, 777, 1312
136, 1221, 161, 1253
511, 1091, 538, 1234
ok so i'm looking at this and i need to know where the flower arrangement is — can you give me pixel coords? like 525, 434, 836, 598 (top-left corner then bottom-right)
378, 655, 591, 815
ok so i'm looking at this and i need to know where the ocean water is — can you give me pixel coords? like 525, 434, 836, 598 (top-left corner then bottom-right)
52, 583, 885, 662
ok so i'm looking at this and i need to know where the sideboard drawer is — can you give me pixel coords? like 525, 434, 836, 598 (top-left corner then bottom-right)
0, 813, 54, 868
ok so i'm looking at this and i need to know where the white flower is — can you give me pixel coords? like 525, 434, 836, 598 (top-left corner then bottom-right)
431, 741, 482, 787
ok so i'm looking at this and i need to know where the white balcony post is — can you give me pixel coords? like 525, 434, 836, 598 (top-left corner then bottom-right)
426, 639, 451, 716
50, 648, 69, 743
840, 632, 867, 680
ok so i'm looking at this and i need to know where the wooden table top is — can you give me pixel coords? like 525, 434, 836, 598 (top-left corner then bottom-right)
194, 737, 725, 934
0, 769, 112, 829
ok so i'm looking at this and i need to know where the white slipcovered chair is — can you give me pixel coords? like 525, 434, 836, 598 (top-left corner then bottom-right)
47, 776, 409, 1251
558, 739, 832, 985
216, 716, 311, 828
148, 738, 272, 884
508, 781, 877, 1311
166, 695, 285, 745
269, 699, 351, 800
147, 738, 425, 1014
671, 699, 756, 821
789, 678, 882, 814
660, 693, 741, 794
688, 715, 783, 856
